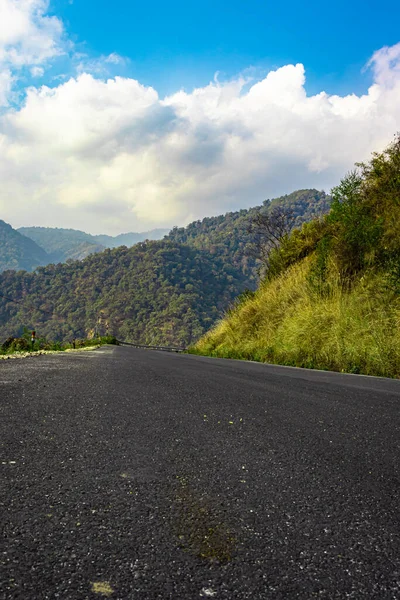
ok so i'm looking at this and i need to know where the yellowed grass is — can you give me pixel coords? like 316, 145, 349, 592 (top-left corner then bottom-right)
193, 256, 400, 377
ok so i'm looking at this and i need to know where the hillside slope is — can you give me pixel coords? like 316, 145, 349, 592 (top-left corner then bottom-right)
0, 240, 248, 346
193, 137, 400, 378
166, 189, 331, 286
18, 227, 107, 262
0, 220, 50, 273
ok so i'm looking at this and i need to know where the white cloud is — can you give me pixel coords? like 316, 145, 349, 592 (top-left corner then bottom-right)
105, 53, 126, 65
367, 42, 400, 87
0, 67, 13, 105
0, 0, 64, 67
0, 0, 64, 103
75, 53, 128, 76
30, 65, 44, 77
0, 39, 400, 234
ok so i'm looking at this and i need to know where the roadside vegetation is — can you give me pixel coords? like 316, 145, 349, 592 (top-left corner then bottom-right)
1, 330, 117, 358
192, 135, 400, 378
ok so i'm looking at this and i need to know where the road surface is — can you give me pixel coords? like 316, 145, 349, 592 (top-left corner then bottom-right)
1, 346, 400, 599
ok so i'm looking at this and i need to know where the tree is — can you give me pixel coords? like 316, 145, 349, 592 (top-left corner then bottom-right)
247, 205, 296, 270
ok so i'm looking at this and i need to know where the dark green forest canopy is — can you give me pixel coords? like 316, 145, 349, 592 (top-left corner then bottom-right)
0, 241, 249, 346
167, 189, 330, 246
166, 189, 331, 283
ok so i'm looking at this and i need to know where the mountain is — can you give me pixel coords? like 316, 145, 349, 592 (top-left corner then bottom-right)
18, 226, 169, 263
0, 220, 50, 273
18, 227, 104, 262
167, 189, 330, 250
1, 189, 332, 345
192, 136, 400, 378
0, 240, 248, 346
93, 229, 169, 248
166, 189, 331, 288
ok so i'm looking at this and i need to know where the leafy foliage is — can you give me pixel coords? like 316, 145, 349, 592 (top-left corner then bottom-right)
259, 135, 400, 291
310, 135, 400, 291
0, 333, 116, 355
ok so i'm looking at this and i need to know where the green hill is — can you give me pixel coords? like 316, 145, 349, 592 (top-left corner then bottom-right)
0, 220, 50, 273
18, 226, 105, 262
18, 226, 169, 262
166, 189, 331, 287
0, 240, 249, 346
192, 136, 400, 378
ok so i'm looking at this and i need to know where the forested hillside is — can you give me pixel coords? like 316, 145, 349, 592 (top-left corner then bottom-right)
18, 227, 105, 262
0, 240, 248, 346
0, 220, 50, 273
193, 136, 400, 377
167, 189, 331, 286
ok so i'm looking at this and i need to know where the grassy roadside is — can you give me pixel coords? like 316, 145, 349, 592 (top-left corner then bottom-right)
0, 335, 117, 360
191, 137, 400, 379
190, 258, 400, 378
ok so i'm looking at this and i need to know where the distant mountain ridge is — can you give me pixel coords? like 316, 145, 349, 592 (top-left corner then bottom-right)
0, 220, 50, 273
1, 190, 330, 274
93, 229, 169, 248
18, 226, 169, 264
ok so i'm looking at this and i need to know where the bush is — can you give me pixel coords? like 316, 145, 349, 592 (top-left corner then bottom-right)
0, 333, 117, 355
1, 337, 30, 352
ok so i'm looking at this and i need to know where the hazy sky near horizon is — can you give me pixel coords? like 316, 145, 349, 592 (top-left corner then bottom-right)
0, 0, 399, 234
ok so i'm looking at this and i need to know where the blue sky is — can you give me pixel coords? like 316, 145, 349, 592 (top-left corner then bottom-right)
51, 0, 400, 96
0, 0, 399, 233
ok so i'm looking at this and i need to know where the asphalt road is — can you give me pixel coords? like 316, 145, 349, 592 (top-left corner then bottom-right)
1, 346, 400, 599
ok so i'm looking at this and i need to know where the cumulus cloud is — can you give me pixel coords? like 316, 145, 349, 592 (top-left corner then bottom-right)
0, 0, 64, 104
0, 0, 64, 67
367, 42, 400, 87
0, 13, 399, 234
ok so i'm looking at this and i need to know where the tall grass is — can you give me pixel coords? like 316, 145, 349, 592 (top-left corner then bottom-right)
191, 257, 400, 378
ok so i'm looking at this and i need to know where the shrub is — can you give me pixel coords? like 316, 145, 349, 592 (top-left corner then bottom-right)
1, 337, 30, 352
